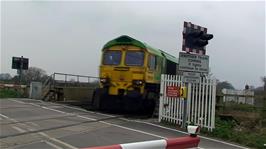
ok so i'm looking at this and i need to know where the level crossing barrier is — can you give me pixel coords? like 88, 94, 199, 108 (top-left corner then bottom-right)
82, 126, 200, 149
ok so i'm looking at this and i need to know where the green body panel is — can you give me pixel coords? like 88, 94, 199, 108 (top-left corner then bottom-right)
102, 35, 178, 63
103, 35, 147, 50
102, 35, 178, 83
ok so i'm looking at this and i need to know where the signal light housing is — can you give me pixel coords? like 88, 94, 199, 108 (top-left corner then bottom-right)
185, 30, 213, 49
100, 78, 109, 84
132, 80, 144, 86
182, 22, 213, 55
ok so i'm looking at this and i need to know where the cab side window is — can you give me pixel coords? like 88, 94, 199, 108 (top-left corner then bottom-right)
149, 55, 156, 70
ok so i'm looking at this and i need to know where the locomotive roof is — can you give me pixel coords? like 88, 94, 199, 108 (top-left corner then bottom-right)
102, 35, 178, 63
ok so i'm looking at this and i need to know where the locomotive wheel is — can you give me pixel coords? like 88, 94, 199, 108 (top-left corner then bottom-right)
92, 88, 107, 110
124, 96, 142, 113
143, 91, 157, 115
101, 95, 123, 112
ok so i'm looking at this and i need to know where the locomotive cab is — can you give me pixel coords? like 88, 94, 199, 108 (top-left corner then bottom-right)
92, 35, 178, 113
100, 47, 146, 97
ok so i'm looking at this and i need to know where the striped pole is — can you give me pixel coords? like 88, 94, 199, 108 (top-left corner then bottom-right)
81, 136, 200, 149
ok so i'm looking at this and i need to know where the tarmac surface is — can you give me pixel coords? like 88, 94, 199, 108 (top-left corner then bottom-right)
0, 98, 248, 149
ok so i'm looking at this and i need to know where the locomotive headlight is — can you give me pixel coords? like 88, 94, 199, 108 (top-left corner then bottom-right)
133, 80, 143, 86
100, 78, 108, 84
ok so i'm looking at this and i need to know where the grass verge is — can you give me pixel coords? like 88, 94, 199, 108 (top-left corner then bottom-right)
201, 117, 266, 149
0, 89, 22, 98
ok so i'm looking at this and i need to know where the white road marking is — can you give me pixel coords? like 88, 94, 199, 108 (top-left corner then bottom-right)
126, 120, 189, 134
28, 125, 78, 149
12, 126, 26, 133
0, 113, 18, 123
9, 98, 116, 117
77, 115, 96, 121
45, 141, 64, 149
41, 105, 67, 114
62, 105, 116, 117
14, 98, 117, 117
100, 121, 166, 139
10, 99, 67, 115
6, 99, 248, 149
0, 111, 78, 149
8, 99, 166, 139
39, 132, 77, 149
27, 122, 40, 127
9, 99, 25, 104
0, 113, 10, 119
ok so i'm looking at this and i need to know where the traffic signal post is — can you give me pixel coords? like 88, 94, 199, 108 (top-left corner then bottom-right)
180, 21, 213, 128
182, 22, 213, 55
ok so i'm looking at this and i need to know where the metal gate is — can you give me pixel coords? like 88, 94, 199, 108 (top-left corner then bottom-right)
158, 74, 217, 131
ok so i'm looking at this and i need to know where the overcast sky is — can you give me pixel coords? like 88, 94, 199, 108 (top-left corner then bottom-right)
1, 1, 265, 89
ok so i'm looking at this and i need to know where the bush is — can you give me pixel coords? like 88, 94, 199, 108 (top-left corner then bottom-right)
0, 89, 22, 98
202, 117, 266, 149
225, 102, 258, 112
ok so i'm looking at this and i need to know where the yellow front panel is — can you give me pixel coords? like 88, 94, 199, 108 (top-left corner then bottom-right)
100, 45, 146, 95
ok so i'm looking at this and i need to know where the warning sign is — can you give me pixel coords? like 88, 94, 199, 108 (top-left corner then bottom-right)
166, 86, 180, 97
166, 86, 187, 98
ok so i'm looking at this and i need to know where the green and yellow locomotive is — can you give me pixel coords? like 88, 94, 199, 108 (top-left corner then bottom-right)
92, 35, 178, 112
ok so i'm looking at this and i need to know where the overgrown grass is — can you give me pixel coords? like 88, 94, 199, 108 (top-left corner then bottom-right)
224, 102, 259, 112
201, 117, 266, 149
160, 116, 266, 149
0, 89, 22, 98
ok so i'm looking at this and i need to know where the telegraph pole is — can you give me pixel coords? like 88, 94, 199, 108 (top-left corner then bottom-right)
181, 91, 188, 128
19, 56, 23, 85
12, 56, 29, 85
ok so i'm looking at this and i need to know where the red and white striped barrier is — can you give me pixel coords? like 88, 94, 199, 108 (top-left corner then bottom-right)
82, 136, 200, 149
82, 126, 200, 149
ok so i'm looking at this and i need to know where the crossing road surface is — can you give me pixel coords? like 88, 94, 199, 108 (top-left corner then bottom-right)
0, 98, 248, 149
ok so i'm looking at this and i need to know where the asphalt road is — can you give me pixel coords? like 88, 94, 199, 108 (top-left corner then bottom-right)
0, 98, 248, 149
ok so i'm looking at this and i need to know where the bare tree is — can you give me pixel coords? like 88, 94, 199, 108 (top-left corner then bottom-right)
262, 76, 266, 91
216, 81, 235, 92
0, 73, 12, 81
20, 67, 48, 85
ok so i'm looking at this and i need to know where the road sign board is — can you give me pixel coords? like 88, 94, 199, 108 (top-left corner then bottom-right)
12, 57, 29, 70
178, 52, 209, 73
183, 72, 200, 83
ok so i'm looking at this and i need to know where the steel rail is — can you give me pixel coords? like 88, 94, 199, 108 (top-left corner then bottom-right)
0, 113, 90, 125
0, 115, 122, 139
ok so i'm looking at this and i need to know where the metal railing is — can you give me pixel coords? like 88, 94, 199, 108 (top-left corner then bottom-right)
52, 72, 99, 88
41, 72, 99, 100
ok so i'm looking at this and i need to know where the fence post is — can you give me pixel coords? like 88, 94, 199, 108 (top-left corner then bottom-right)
65, 74, 67, 87
159, 74, 165, 122
187, 83, 192, 125
53, 73, 55, 88
211, 79, 217, 131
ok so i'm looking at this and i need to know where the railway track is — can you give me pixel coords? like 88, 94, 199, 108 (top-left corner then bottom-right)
0, 98, 154, 140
